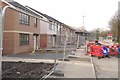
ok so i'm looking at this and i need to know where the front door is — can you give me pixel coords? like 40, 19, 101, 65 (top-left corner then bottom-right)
33, 35, 37, 49
53, 36, 56, 47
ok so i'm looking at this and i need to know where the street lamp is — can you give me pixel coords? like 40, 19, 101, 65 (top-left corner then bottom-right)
0, 3, 2, 54
0, 5, 12, 53
0, 4, 13, 78
0, 1, 2, 79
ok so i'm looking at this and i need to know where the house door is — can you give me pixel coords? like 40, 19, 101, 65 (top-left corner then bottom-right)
33, 35, 37, 49
53, 36, 56, 47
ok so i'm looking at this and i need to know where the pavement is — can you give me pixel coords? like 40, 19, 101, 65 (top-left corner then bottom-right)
2, 53, 64, 63
49, 47, 96, 78
2, 47, 74, 63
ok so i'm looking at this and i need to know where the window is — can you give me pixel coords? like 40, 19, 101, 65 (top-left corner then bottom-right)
49, 20, 52, 30
19, 33, 29, 45
19, 13, 30, 25
34, 18, 37, 27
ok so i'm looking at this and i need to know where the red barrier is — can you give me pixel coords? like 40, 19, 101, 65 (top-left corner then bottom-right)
86, 44, 103, 58
90, 45, 103, 57
106, 45, 119, 56
85, 43, 92, 55
85, 42, 119, 58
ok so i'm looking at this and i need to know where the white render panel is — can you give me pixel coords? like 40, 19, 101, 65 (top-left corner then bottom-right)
46, 21, 57, 35
40, 15, 57, 35
40, 16, 48, 34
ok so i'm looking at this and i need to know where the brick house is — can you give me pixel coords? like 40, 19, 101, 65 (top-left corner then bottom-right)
2, 0, 77, 54
2, 0, 41, 54
27, 6, 78, 48
26, 7, 63, 48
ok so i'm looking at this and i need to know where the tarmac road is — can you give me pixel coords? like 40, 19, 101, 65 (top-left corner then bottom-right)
92, 56, 118, 78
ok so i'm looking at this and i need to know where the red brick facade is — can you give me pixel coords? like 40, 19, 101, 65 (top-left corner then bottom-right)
2, 2, 40, 54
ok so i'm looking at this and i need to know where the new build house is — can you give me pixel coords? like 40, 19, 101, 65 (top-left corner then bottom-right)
2, 0, 41, 54
26, 7, 77, 48
2, 0, 78, 54
26, 7, 60, 48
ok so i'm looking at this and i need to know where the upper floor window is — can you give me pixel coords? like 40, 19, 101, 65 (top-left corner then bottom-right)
34, 18, 37, 27
19, 12, 30, 25
53, 22, 55, 31
49, 20, 52, 30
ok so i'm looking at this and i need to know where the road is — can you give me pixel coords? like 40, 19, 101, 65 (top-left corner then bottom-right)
92, 56, 118, 78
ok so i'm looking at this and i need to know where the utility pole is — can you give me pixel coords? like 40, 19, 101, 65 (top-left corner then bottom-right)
83, 16, 85, 36
83, 16, 86, 44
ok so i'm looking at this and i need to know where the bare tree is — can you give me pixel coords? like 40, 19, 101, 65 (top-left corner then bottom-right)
118, 2, 120, 42
90, 28, 108, 40
109, 12, 120, 41
100, 30, 109, 38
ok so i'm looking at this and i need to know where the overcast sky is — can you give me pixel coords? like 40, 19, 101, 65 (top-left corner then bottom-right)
14, 0, 119, 31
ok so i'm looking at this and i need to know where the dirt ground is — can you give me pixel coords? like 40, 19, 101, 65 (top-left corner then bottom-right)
2, 61, 54, 79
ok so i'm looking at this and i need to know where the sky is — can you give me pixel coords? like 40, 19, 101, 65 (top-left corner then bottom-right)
14, 0, 119, 31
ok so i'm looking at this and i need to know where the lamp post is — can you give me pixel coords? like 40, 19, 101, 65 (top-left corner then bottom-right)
0, 2, 2, 54
0, 4, 12, 78
0, 5, 11, 53
0, 1, 2, 78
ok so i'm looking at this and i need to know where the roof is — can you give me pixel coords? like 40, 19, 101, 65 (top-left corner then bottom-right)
25, 6, 71, 28
75, 29, 90, 34
25, 6, 60, 23
4, 0, 76, 30
5, 0, 39, 16
25, 6, 44, 17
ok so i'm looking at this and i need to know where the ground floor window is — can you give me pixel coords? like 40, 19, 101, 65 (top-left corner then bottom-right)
19, 33, 29, 45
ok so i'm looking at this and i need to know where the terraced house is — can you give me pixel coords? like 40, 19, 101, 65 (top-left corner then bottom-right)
1, 0, 78, 54
26, 7, 76, 48
2, 0, 41, 54
25, 7, 60, 48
